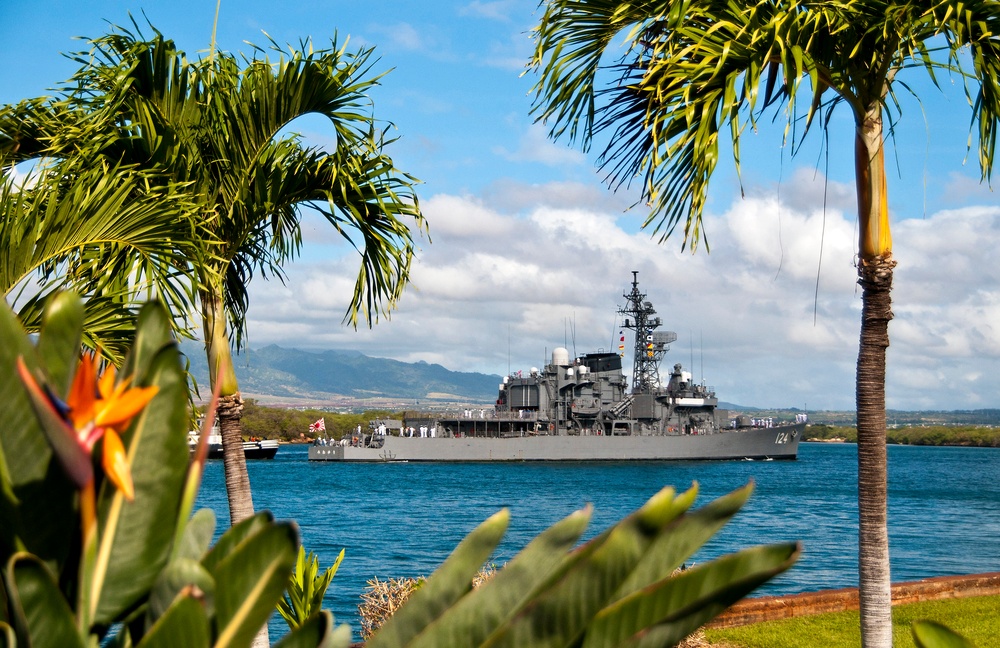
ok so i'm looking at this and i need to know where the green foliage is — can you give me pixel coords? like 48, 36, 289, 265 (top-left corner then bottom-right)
1, 22, 426, 347
0, 295, 347, 647
366, 482, 800, 648
805, 424, 1000, 447
805, 425, 859, 443
278, 547, 344, 631
528, 1, 1000, 251
912, 620, 975, 648
240, 400, 397, 442
0, 156, 202, 363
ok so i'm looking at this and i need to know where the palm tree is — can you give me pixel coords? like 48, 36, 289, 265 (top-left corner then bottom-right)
529, 2, 1000, 646
1, 25, 425, 528
0, 147, 203, 362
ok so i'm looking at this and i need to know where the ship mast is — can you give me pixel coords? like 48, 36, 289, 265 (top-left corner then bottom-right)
619, 271, 676, 393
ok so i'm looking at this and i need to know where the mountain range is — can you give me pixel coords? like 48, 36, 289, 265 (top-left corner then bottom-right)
179, 343, 1000, 425
181, 343, 503, 404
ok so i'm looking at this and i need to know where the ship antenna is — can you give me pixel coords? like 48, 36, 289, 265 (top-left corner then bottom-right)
507, 324, 511, 378
620, 270, 674, 393
571, 311, 577, 360
690, 331, 694, 374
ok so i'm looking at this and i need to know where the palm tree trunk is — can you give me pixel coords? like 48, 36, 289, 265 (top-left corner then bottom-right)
217, 392, 256, 523
856, 259, 894, 648
200, 286, 256, 524
202, 285, 267, 647
854, 102, 894, 648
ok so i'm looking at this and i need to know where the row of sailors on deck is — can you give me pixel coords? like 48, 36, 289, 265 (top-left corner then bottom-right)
404, 425, 435, 437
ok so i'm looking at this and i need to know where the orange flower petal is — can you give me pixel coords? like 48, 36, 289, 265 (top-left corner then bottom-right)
94, 385, 160, 429
98, 364, 118, 401
102, 428, 134, 501
16, 356, 95, 489
68, 353, 98, 429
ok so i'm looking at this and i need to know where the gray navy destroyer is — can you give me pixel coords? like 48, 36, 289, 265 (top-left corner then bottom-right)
309, 272, 805, 462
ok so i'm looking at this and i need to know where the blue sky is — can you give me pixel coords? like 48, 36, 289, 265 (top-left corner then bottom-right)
3, 1, 999, 410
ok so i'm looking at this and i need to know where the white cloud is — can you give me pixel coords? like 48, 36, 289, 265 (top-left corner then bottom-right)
363, 22, 455, 60
476, 30, 533, 71
244, 185, 1000, 412
941, 171, 997, 206
492, 123, 587, 166
459, 0, 522, 22
377, 22, 424, 51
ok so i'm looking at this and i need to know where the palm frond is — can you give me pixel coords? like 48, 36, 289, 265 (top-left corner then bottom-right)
530, 0, 1000, 249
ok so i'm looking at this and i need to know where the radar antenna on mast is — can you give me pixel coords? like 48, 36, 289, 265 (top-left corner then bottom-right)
619, 271, 677, 393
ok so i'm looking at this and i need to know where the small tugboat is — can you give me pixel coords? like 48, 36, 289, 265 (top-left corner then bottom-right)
310, 271, 805, 462
188, 430, 279, 460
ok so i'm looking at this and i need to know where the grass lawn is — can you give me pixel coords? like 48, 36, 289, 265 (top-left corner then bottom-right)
703, 595, 1000, 647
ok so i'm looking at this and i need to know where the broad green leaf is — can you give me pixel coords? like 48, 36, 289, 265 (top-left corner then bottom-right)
488, 486, 695, 648
94, 342, 190, 624
273, 612, 352, 648
0, 573, 9, 626
0, 298, 79, 579
0, 301, 52, 488
405, 506, 592, 648
0, 304, 78, 570
0, 459, 77, 588
135, 592, 211, 648
147, 557, 216, 626
7, 553, 85, 648
0, 620, 15, 648
613, 482, 750, 599
584, 542, 801, 648
35, 291, 83, 398
368, 509, 510, 648
121, 302, 176, 387
200, 512, 273, 574
912, 619, 975, 648
174, 508, 216, 562
213, 521, 299, 648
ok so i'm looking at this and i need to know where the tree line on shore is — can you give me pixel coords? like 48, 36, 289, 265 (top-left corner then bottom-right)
236, 400, 398, 442
806, 424, 1000, 447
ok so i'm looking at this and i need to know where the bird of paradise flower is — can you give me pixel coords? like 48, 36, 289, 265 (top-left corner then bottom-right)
16, 352, 159, 631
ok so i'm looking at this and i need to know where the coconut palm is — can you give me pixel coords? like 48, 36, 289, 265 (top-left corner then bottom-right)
0, 151, 203, 362
530, 2, 1000, 646
1, 25, 424, 528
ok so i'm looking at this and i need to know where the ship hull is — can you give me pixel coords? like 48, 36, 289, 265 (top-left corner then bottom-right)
190, 436, 280, 460
308, 423, 803, 462
211, 440, 279, 460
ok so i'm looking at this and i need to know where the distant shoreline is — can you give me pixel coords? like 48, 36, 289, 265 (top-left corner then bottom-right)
804, 424, 1000, 448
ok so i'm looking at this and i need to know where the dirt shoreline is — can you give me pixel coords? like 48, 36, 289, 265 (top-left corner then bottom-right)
708, 572, 1000, 628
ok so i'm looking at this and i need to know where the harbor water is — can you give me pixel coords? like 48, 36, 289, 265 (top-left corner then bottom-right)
195, 441, 1000, 640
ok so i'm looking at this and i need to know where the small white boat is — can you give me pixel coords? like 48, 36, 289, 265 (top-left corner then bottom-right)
188, 432, 279, 460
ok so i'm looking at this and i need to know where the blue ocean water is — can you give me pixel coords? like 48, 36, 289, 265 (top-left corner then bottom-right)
195, 442, 1000, 641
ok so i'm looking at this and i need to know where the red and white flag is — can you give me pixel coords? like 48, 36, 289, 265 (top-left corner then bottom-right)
309, 418, 326, 433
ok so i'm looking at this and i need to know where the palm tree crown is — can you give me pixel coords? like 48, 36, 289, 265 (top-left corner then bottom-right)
531, 1, 999, 250
2, 23, 425, 529
530, 2, 1000, 647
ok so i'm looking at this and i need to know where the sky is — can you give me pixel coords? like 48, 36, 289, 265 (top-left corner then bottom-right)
2, 1, 999, 411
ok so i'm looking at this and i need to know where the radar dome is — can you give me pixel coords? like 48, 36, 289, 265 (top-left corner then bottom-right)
552, 347, 570, 366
